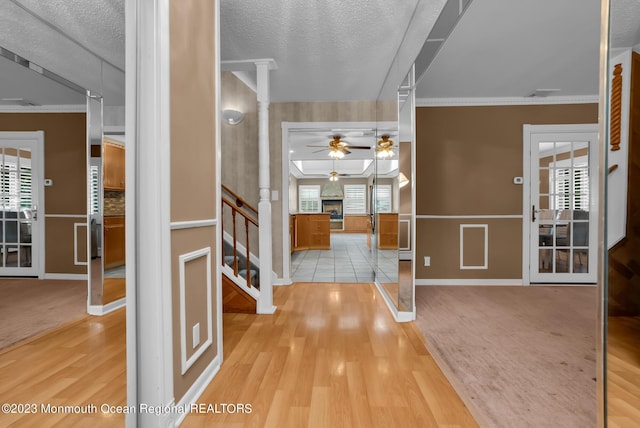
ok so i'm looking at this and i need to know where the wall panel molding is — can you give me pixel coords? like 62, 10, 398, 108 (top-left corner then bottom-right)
179, 247, 213, 375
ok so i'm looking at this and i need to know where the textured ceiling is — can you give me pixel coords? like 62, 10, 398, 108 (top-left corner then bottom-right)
415, 0, 601, 99
610, 0, 640, 49
221, 0, 426, 102
2, 0, 639, 110
0, 0, 124, 106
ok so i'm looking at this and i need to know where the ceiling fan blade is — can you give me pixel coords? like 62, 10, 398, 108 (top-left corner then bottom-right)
343, 149, 352, 154
312, 148, 327, 153
307, 145, 329, 148
345, 145, 371, 149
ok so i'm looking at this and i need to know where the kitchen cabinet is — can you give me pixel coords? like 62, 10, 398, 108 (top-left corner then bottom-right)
291, 213, 330, 251
104, 215, 125, 269
377, 213, 399, 249
103, 141, 125, 190
343, 215, 370, 233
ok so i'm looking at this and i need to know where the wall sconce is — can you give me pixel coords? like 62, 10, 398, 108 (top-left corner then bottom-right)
222, 109, 244, 125
398, 172, 409, 188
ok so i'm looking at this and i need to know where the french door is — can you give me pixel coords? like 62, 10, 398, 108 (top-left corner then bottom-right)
0, 132, 44, 277
526, 125, 598, 284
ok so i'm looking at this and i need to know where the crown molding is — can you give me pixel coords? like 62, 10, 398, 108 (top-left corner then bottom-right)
416, 95, 599, 107
0, 104, 86, 113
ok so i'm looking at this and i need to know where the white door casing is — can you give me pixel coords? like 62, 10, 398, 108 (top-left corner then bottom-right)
0, 131, 45, 277
523, 124, 598, 284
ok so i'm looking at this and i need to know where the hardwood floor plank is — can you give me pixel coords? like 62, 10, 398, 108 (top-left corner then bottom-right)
0, 282, 475, 427
183, 282, 475, 427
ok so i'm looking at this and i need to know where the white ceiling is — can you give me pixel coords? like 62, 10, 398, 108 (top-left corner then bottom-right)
416, 0, 602, 99
0, 0, 124, 107
0, 0, 638, 111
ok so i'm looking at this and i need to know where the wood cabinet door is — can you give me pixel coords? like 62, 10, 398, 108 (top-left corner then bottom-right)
104, 142, 125, 190
104, 216, 126, 268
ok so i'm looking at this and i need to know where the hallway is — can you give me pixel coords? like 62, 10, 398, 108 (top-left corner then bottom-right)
0, 282, 475, 427
291, 233, 397, 283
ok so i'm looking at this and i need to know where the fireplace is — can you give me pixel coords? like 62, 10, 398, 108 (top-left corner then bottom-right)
322, 199, 343, 220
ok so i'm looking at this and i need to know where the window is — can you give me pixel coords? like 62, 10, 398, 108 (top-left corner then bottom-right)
550, 156, 589, 211
0, 155, 32, 210
343, 184, 366, 214
90, 164, 100, 215
376, 184, 392, 213
298, 185, 321, 213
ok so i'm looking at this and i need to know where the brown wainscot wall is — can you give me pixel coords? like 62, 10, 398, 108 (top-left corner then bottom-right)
415, 103, 598, 281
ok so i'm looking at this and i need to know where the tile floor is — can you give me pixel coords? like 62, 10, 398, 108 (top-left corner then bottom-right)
290, 233, 398, 283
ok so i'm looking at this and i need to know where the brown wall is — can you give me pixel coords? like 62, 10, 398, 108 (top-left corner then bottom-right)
609, 52, 640, 315
270, 100, 397, 276
169, 0, 218, 402
0, 112, 87, 275
415, 104, 598, 280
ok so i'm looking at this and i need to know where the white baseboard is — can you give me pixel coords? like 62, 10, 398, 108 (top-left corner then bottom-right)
174, 355, 221, 426
273, 277, 292, 286
44, 273, 88, 280
415, 279, 523, 286
374, 280, 415, 322
87, 297, 126, 316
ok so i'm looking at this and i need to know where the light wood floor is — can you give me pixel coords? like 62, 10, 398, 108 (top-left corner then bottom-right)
0, 309, 126, 427
183, 282, 477, 427
103, 277, 126, 304
608, 316, 640, 427
0, 282, 476, 427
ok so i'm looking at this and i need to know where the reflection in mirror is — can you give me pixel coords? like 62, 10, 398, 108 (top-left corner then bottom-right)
101, 137, 126, 305
606, 0, 640, 423
87, 96, 103, 306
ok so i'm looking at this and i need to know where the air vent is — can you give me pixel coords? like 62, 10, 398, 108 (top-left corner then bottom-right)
0, 97, 40, 106
527, 89, 561, 98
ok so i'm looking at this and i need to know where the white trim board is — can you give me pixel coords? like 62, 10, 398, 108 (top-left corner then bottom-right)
416, 95, 598, 107
173, 356, 221, 427
179, 247, 213, 375
374, 280, 415, 322
87, 297, 126, 316
415, 279, 524, 286
0, 104, 86, 113
170, 219, 217, 230
44, 273, 88, 280
417, 214, 522, 219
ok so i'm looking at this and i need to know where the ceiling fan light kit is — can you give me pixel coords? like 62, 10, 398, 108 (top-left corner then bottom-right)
376, 135, 395, 158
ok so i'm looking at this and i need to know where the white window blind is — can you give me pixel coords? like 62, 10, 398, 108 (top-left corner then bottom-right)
0, 155, 32, 210
299, 185, 321, 213
90, 165, 100, 215
550, 156, 589, 211
376, 184, 392, 213
343, 184, 366, 214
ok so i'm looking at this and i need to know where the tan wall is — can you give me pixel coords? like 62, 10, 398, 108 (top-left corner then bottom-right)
270, 100, 397, 276
169, 0, 218, 402
221, 72, 260, 258
415, 104, 598, 280
221, 72, 259, 204
0, 113, 87, 275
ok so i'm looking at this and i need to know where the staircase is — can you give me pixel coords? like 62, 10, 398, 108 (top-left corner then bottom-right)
221, 184, 260, 313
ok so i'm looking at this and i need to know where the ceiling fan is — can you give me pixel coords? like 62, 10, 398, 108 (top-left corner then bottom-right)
376, 135, 395, 159
327, 160, 351, 181
307, 135, 371, 159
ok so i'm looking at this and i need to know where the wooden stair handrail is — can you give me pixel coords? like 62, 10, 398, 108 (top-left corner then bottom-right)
221, 184, 258, 216
221, 190, 259, 290
222, 197, 259, 227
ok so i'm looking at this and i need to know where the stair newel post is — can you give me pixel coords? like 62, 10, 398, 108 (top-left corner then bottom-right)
256, 60, 276, 314
221, 202, 225, 265
245, 217, 251, 288
232, 208, 238, 276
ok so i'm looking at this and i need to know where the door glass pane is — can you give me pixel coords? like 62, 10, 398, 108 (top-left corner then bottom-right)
539, 249, 552, 273
556, 249, 569, 273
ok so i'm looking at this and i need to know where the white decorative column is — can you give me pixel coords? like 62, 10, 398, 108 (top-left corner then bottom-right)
256, 60, 277, 314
